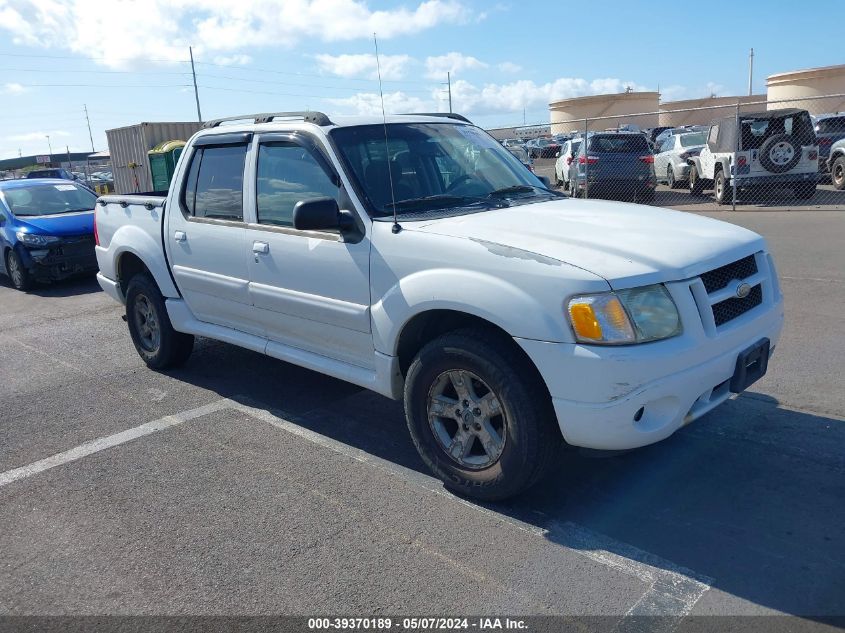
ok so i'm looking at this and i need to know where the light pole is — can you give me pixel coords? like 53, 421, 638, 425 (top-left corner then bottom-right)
46, 135, 53, 157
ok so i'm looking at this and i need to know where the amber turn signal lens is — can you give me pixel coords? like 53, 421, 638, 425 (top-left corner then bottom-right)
569, 303, 603, 340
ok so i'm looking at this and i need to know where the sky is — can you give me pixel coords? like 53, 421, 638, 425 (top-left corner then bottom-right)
0, 0, 836, 159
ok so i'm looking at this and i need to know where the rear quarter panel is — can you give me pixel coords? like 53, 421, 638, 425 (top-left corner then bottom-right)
94, 197, 179, 298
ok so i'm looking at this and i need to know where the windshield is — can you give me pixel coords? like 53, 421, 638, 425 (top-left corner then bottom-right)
588, 134, 650, 153
2, 183, 97, 216
330, 123, 549, 217
679, 132, 706, 147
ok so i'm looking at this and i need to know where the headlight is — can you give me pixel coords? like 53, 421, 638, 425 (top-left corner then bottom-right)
16, 232, 60, 246
567, 284, 681, 344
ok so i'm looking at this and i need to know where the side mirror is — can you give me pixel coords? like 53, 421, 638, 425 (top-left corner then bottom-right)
555, 151, 561, 158
537, 175, 551, 188
293, 197, 341, 231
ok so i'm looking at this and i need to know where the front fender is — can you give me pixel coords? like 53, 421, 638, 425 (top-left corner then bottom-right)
98, 223, 179, 298
371, 268, 572, 355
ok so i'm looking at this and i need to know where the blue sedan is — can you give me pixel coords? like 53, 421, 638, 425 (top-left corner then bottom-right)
0, 179, 99, 291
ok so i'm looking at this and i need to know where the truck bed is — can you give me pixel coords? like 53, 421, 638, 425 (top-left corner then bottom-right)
94, 192, 178, 302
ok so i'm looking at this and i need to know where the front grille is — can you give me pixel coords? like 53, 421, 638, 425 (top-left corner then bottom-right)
712, 285, 763, 326
700, 254, 758, 294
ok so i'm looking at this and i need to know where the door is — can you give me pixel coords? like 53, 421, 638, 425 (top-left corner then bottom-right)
701, 124, 719, 178
166, 134, 263, 336
244, 135, 373, 369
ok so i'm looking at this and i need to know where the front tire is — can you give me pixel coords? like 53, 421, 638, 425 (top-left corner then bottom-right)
404, 329, 560, 501
5, 249, 33, 291
126, 273, 194, 369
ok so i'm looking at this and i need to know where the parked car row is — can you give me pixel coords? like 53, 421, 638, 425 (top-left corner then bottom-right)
541, 109, 827, 205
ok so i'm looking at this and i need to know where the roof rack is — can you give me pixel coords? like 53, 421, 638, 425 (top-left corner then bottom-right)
399, 112, 472, 123
203, 111, 332, 129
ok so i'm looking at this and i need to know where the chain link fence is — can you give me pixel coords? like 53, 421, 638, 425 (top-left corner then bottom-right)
518, 93, 845, 211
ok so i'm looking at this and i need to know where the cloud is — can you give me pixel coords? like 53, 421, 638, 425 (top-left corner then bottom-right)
325, 75, 652, 119
314, 53, 412, 81
10, 130, 71, 142
3, 82, 27, 95
326, 91, 432, 116
213, 54, 252, 66
497, 62, 522, 74
425, 52, 487, 79
0, 0, 472, 68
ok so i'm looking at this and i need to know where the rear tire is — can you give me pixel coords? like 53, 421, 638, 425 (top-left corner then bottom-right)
794, 183, 816, 200
404, 329, 560, 501
125, 273, 194, 369
714, 169, 731, 205
5, 249, 33, 291
667, 165, 677, 189
831, 156, 845, 191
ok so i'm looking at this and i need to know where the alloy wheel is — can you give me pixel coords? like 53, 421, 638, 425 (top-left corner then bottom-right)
426, 369, 507, 470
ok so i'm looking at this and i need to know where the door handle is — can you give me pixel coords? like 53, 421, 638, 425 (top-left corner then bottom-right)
174, 231, 186, 242
252, 241, 269, 254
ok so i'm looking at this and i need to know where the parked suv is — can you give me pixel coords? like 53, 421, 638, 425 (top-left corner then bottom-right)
828, 138, 845, 190
688, 108, 819, 204
94, 111, 783, 500
569, 132, 656, 202
813, 114, 845, 175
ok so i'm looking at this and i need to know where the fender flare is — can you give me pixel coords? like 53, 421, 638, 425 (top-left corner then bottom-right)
110, 224, 180, 298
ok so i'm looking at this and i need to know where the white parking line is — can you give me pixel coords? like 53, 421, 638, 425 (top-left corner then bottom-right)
1, 396, 712, 624
233, 398, 713, 624
0, 399, 232, 488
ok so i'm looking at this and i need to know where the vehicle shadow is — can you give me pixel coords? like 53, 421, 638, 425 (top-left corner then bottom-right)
167, 343, 845, 619
0, 274, 102, 297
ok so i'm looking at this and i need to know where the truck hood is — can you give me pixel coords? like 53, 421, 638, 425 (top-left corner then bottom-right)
13, 210, 95, 237
409, 199, 765, 288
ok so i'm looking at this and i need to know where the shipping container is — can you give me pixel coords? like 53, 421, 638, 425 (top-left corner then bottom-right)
105, 122, 202, 194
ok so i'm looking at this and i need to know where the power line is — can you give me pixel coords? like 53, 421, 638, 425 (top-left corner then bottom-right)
2, 67, 190, 75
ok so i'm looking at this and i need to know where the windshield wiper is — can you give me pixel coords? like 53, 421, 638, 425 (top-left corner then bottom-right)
385, 194, 508, 212
58, 208, 95, 213
487, 185, 562, 198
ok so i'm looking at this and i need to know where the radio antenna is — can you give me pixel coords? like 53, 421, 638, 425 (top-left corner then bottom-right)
374, 32, 400, 234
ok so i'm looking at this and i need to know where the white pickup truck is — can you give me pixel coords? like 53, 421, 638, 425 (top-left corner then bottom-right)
95, 112, 784, 500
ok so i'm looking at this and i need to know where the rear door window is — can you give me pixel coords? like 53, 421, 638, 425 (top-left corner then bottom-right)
183, 144, 247, 221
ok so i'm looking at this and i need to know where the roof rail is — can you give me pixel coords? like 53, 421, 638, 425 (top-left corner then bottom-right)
203, 111, 332, 129
399, 112, 472, 123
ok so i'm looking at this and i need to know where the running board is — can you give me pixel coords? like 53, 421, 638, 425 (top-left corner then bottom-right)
165, 299, 402, 399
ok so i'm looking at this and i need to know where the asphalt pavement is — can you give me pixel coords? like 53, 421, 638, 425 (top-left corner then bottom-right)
0, 209, 843, 626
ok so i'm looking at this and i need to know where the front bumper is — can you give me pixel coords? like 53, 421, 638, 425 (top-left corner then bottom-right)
20, 237, 98, 281
515, 282, 784, 451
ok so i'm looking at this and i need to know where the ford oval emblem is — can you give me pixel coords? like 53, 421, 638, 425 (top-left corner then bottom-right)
735, 282, 752, 299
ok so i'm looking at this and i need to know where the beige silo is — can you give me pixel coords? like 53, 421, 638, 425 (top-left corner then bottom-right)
549, 92, 659, 134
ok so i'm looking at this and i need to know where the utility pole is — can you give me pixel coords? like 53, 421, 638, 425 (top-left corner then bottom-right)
46, 135, 53, 156
83, 104, 95, 152
447, 72, 452, 113
66, 145, 72, 169
189, 46, 202, 122
748, 48, 754, 96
